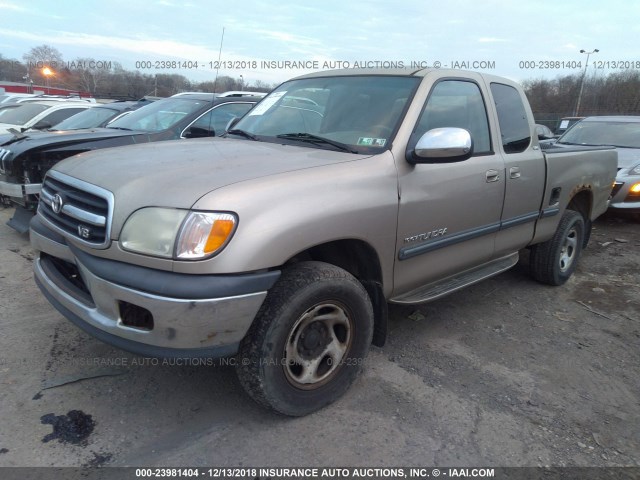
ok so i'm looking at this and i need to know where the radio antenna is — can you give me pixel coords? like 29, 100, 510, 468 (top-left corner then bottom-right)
212, 27, 225, 96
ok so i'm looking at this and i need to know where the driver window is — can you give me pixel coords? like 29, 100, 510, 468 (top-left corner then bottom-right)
414, 80, 491, 154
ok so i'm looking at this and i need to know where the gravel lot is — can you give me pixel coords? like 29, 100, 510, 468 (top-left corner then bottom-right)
0, 206, 638, 468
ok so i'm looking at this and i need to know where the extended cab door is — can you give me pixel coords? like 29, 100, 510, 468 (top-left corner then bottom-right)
485, 81, 546, 256
392, 76, 505, 299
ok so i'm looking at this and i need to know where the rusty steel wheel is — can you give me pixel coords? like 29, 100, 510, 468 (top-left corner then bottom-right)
236, 261, 373, 416
530, 210, 585, 286
283, 301, 354, 389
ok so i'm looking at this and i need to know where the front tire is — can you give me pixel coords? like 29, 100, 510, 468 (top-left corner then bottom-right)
236, 261, 374, 416
530, 210, 585, 286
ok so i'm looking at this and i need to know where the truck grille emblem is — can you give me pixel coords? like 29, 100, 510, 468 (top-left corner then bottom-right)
52, 194, 64, 214
78, 225, 91, 239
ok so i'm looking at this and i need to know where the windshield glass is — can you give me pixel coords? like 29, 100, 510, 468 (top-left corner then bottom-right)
0, 106, 19, 119
108, 97, 208, 132
233, 75, 419, 152
0, 103, 49, 126
559, 120, 640, 148
52, 106, 118, 130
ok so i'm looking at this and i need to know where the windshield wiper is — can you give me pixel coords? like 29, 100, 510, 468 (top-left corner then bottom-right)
2, 128, 29, 145
225, 128, 258, 141
556, 142, 598, 147
276, 132, 358, 153
107, 126, 133, 131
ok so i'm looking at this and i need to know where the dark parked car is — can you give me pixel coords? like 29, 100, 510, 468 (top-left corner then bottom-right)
554, 116, 584, 136
0, 94, 259, 231
542, 116, 640, 218
49, 99, 152, 130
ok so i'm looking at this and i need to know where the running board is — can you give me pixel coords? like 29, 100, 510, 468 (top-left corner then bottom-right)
390, 253, 519, 305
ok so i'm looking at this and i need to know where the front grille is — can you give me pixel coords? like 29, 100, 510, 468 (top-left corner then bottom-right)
38, 170, 113, 248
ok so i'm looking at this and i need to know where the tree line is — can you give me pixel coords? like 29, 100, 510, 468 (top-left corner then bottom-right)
523, 69, 640, 127
0, 45, 274, 99
2, 45, 640, 124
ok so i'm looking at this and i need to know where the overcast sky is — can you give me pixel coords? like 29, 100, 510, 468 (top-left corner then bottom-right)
0, 0, 638, 87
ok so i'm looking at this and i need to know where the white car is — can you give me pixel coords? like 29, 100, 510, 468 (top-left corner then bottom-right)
0, 93, 36, 104
0, 100, 95, 134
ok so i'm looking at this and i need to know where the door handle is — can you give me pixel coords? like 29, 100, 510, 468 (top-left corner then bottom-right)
486, 169, 500, 182
510, 167, 521, 179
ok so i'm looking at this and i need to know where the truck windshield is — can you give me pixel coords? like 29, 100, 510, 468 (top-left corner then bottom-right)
107, 98, 208, 132
232, 75, 420, 152
559, 120, 640, 148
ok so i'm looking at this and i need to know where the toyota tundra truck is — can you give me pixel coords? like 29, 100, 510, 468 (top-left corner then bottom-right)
30, 69, 617, 416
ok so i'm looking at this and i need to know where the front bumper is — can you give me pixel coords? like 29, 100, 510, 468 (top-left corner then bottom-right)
0, 180, 41, 198
31, 216, 280, 358
610, 173, 640, 213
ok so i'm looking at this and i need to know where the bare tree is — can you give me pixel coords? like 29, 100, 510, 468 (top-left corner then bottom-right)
22, 44, 64, 85
0, 53, 28, 82
23, 45, 62, 68
66, 57, 111, 93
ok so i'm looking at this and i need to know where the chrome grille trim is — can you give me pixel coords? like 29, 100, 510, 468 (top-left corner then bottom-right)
38, 170, 114, 249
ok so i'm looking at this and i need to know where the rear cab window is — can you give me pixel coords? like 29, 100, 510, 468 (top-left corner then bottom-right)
490, 83, 531, 153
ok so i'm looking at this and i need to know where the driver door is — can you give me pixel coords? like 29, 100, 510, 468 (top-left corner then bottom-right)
392, 77, 505, 299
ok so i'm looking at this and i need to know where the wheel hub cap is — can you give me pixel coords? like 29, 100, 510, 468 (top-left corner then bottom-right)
299, 322, 329, 359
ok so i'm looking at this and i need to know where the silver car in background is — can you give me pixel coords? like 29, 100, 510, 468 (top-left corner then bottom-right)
547, 116, 640, 217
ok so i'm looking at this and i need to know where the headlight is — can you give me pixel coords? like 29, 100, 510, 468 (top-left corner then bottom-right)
175, 212, 237, 259
120, 208, 237, 259
630, 164, 640, 175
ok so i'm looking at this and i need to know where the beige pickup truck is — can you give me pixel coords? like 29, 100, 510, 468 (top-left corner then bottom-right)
30, 69, 617, 416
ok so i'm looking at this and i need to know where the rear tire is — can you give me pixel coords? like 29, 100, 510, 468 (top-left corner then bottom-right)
530, 210, 585, 286
236, 261, 374, 416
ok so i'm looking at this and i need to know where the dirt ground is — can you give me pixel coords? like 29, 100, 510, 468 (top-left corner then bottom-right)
0, 205, 638, 468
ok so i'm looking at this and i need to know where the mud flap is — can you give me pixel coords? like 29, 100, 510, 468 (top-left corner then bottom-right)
7, 206, 34, 234
361, 280, 387, 347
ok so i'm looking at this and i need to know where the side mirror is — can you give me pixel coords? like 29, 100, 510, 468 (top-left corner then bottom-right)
408, 127, 473, 164
31, 120, 52, 130
536, 130, 554, 141
184, 126, 214, 138
225, 117, 240, 132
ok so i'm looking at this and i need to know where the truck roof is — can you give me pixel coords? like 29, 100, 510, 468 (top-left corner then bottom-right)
291, 68, 522, 88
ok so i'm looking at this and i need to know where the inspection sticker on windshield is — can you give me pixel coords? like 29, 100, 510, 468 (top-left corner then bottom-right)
357, 137, 386, 147
249, 91, 286, 116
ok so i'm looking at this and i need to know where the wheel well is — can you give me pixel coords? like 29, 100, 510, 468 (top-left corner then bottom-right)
567, 189, 592, 222
284, 240, 387, 347
567, 189, 593, 248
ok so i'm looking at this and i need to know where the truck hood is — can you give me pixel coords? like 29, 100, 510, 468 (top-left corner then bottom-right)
53, 137, 372, 231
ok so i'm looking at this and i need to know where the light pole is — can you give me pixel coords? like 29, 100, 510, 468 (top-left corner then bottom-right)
239, 75, 244, 91
22, 74, 34, 93
42, 67, 54, 94
574, 48, 598, 116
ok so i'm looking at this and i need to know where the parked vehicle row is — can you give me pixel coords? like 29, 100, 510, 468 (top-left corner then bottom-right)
0, 100, 96, 134
0, 94, 260, 231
